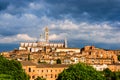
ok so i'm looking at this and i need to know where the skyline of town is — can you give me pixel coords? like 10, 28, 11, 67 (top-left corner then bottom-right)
1, 27, 120, 80
0, 27, 119, 52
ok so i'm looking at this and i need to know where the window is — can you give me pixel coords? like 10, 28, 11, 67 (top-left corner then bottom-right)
45, 74, 47, 78
55, 74, 57, 78
33, 70, 35, 72
51, 74, 53, 78
89, 52, 91, 55
29, 68, 31, 72
32, 76, 35, 79
51, 70, 52, 72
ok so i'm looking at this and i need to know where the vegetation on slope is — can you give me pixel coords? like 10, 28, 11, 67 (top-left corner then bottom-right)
57, 63, 106, 80
103, 68, 120, 80
117, 55, 120, 61
57, 63, 120, 80
0, 55, 29, 80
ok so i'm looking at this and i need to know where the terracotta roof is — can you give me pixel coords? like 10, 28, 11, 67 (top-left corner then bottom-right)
87, 58, 112, 60
20, 61, 70, 68
56, 48, 80, 49
108, 63, 120, 65
20, 61, 37, 66
36, 64, 69, 68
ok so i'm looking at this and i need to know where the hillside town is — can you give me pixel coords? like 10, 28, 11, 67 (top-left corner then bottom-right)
1, 27, 120, 80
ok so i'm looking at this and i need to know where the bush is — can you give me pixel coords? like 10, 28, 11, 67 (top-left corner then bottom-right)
57, 63, 106, 80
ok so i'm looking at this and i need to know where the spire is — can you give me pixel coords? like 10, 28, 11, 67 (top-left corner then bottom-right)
40, 34, 42, 40
40, 34, 44, 41
64, 37, 67, 48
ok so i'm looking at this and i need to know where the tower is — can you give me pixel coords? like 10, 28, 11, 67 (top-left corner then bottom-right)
40, 34, 44, 41
64, 38, 67, 48
45, 27, 49, 42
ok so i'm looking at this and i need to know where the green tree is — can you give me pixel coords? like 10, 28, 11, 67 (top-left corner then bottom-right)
35, 76, 46, 80
0, 74, 13, 80
28, 53, 31, 61
103, 68, 113, 80
57, 63, 106, 80
117, 55, 120, 61
103, 68, 120, 80
114, 72, 120, 80
0, 55, 29, 80
56, 59, 61, 64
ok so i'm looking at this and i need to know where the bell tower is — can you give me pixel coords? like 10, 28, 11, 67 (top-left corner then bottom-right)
45, 27, 49, 42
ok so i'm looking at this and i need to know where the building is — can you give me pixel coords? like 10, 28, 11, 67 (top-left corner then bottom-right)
81, 46, 118, 64
108, 64, 120, 72
21, 61, 69, 80
92, 64, 108, 71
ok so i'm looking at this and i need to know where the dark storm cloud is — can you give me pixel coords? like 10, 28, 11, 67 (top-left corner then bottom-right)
0, 0, 33, 15
1, 0, 120, 22
0, 26, 21, 36
0, 31, 17, 36
0, 0, 32, 7
0, 1, 9, 11
44, 0, 120, 22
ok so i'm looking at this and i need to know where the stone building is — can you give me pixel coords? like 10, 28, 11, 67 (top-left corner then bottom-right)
108, 64, 120, 72
21, 61, 69, 80
81, 46, 118, 64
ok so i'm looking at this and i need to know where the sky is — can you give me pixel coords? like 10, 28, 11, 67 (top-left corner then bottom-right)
0, 0, 120, 50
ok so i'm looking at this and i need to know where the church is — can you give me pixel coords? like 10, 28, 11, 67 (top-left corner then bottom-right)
19, 27, 68, 52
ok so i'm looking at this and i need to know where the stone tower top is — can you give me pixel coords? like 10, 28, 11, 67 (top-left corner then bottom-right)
45, 27, 49, 32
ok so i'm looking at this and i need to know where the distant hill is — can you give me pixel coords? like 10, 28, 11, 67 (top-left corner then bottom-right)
0, 43, 19, 52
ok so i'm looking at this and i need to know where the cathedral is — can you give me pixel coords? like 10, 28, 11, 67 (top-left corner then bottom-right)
19, 27, 67, 52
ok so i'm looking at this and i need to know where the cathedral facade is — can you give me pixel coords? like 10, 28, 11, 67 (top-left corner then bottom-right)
19, 27, 67, 52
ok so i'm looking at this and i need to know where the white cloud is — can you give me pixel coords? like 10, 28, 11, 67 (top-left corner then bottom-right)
49, 20, 79, 30
49, 34, 60, 40
49, 20, 120, 44
16, 34, 36, 41
59, 20, 78, 30
29, 2, 44, 10
0, 34, 36, 43
49, 33, 67, 40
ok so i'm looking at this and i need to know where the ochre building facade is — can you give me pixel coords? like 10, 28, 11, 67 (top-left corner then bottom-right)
21, 61, 69, 80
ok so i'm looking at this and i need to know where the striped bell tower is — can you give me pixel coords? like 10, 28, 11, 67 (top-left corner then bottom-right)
45, 27, 49, 42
